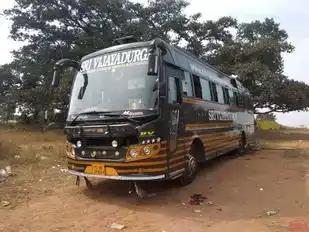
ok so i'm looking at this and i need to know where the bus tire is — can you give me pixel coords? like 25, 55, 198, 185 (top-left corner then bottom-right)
237, 132, 247, 155
178, 153, 198, 186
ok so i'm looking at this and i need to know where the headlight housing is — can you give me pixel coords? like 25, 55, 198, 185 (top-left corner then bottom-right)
142, 146, 151, 155
112, 140, 118, 148
66, 143, 76, 158
76, 140, 82, 148
129, 149, 139, 158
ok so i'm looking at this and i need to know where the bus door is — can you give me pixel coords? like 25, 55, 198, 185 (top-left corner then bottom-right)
165, 65, 183, 155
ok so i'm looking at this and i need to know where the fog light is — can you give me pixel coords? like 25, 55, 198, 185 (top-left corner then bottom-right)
91, 151, 96, 158
77, 140, 82, 148
81, 150, 85, 156
115, 151, 120, 157
129, 149, 138, 158
112, 140, 118, 148
157, 137, 161, 142
152, 139, 156, 143
102, 151, 107, 156
143, 146, 151, 155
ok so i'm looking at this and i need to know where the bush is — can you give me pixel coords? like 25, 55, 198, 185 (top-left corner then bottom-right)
256, 119, 281, 130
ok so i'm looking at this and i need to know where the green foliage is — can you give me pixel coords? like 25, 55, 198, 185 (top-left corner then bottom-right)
0, 65, 19, 121
205, 18, 307, 114
1, 0, 309, 122
256, 119, 280, 130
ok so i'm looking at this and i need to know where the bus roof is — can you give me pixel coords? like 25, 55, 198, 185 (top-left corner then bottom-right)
81, 41, 151, 62
80, 38, 250, 95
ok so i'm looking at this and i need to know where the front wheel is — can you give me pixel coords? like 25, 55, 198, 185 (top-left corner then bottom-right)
178, 153, 198, 186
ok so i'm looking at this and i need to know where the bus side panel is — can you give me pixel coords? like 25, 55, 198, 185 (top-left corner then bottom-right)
180, 97, 246, 160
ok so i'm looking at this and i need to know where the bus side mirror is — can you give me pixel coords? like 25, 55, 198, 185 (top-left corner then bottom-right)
152, 81, 166, 92
148, 53, 158, 76
52, 69, 61, 87
51, 58, 81, 88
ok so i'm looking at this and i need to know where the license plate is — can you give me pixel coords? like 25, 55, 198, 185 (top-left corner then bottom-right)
85, 164, 105, 174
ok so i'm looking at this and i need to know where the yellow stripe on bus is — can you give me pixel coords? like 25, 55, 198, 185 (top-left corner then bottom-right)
183, 134, 233, 146
177, 143, 186, 148
152, 154, 167, 158
169, 161, 186, 169
203, 138, 238, 147
205, 140, 238, 153
185, 123, 233, 130
169, 156, 185, 163
181, 131, 237, 142
183, 98, 205, 104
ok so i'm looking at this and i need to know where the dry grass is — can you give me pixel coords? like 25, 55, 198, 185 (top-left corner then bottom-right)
255, 129, 309, 160
0, 130, 65, 166
0, 129, 69, 207
282, 149, 309, 159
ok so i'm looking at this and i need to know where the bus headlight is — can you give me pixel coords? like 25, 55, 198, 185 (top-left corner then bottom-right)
112, 140, 118, 148
129, 149, 139, 158
142, 146, 151, 155
77, 140, 82, 148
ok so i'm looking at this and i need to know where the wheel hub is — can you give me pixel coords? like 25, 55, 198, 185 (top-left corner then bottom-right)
187, 154, 197, 176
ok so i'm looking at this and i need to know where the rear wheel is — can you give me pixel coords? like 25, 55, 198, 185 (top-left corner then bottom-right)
178, 153, 198, 186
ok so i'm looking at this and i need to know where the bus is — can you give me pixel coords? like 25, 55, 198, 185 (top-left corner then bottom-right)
51, 36, 255, 193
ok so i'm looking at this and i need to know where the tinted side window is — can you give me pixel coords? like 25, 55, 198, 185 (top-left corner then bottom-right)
209, 82, 218, 102
168, 76, 179, 104
222, 87, 230, 105
216, 85, 224, 104
229, 90, 235, 105
200, 78, 211, 101
234, 92, 240, 106
182, 71, 193, 97
192, 75, 202, 98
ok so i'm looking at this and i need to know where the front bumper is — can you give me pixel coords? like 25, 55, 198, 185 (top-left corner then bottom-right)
68, 169, 166, 180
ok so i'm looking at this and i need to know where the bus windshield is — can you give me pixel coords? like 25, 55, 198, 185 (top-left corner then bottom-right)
67, 50, 158, 121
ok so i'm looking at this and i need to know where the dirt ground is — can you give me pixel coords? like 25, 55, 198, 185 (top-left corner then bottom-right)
1, 128, 309, 232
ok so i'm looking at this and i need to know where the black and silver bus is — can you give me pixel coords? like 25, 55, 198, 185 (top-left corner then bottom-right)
52, 36, 255, 189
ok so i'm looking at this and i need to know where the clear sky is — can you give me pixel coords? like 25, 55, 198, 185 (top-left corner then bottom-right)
1, 0, 309, 127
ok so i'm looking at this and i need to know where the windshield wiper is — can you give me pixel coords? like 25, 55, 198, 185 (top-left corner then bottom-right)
70, 110, 107, 125
102, 113, 139, 124
70, 111, 139, 125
